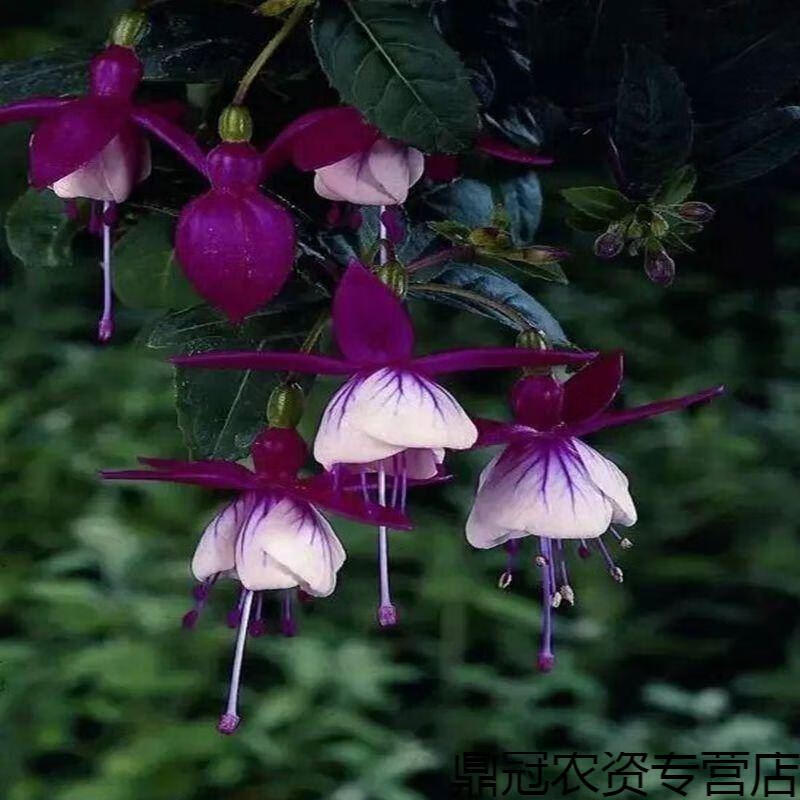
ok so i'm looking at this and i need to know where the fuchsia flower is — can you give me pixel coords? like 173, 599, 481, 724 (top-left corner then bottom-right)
0, 36, 204, 341
172, 261, 596, 625
102, 426, 409, 734
467, 352, 723, 671
174, 139, 296, 322
261, 106, 553, 205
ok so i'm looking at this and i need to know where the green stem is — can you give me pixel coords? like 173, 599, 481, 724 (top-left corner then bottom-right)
412, 282, 532, 331
232, 0, 311, 106
284, 310, 330, 384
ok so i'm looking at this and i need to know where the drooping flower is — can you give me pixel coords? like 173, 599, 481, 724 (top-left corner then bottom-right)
171, 261, 597, 625
173, 106, 296, 322
261, 106, 553, 207
0, 12, 205, 341
102, 426, 410, 734
466, 352, 723, 671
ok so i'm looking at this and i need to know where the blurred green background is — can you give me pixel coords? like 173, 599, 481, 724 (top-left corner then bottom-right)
1, 3, 800, 799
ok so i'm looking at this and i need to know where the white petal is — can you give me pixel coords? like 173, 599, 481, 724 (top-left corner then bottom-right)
572, 439, 637, 526
191, 494, 252, 581
314, 376, 406, 470
469, 438, 615, 539
51, 134, 142, 203
345, 448, 445, 479
405, 147, 426, 188
366, 140, 417, 204
351, 368, 477, 451
313, 152, 397, 206
235, 495, 345, 596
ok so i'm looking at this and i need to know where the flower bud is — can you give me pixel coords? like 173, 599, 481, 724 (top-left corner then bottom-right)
110, 11, 147, 48
650, 212, 669, 237
677, 201, 715, 223
218, 105, 253, 143
593, 225, 625, 259
626, 219, 645, 239
644, 244, 676, 287
375, 260, 408, 298
516, 328, 550, 377
267, 383, 305, 429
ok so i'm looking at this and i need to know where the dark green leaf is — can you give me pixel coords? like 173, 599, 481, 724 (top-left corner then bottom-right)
654, 164, 697, 205
5, 189, 80, 269
615, 46, 693, 196
312, 0, 480, 152
410, 264, 568, 344
0, 45, 93, 104
500, 171, 542, 246
698, 107, 800, 189
423, 179, 493, 227
565, 212, 606, 234
560, 186, 632, 221
113, 215, 200, 311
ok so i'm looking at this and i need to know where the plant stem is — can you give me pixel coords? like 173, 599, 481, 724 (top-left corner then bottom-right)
406, 245, 475, 274
232, 0, 311, 106
284, 309, 330, 385
412, 282, 532, 331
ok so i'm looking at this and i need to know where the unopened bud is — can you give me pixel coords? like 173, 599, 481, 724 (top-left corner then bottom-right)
375, 260, 408, 298
516, 328, 547, 350
110, 10, 147, 47
650, 212, 669, 237
627, 220, 645, 239
644, 245, 676, 287
218, 105, 253, 143
267, 383, 305, 429
593, 225, 625, 259
677, 201, 715, 223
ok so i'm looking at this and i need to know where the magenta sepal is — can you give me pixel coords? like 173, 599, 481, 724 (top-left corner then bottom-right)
475, 134, 554, 167
0, 97, 74, 125
171, 351, 353, 374
561, 351, 624, 425
101, 457, 412, 531
567, 385, 725, 437
414, 347, 597, 375
130, 106, 207, 175
473, 417, 536, 448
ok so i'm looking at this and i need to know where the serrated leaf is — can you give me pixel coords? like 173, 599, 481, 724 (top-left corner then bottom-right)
112, 214, 200, 311
312, 0, 480, 152
4, 189, 80, 269
615, 45, 693, 196
654, 164, 697, 205
698, 106, 800, 189
560, 186, 632, 221
409, 264, 568, 344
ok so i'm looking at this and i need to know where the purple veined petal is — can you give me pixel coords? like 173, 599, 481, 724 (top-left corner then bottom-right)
0, 97, 74, 125
467, 437, 618, 541
130, 106, 208, 176
568, 385, 724, 437
192, 494, 254, 580
475, 134, 554, 166
235, 495, 346, 596
281, 479, 413, 530
171, 350, 353, 375
332, 261, 415, 364
29, 96, 130, 188
261, 106, 379, 175
472, 417, 535, 448
412, 346, 598, 375
561, 351, 624, 426
51, 123, 149, 203
571, 438, 636, 525
365, 140, 425, 204
175, 189, 296, 322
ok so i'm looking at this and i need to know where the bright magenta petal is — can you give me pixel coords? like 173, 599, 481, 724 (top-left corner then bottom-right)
413, 347, 597, 375
0, 97, 73, 125
562, 351, 624, 425
476, 134, 554, 166
131, 106, 207, 175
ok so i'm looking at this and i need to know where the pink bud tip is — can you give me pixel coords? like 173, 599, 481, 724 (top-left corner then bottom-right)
181, 609, 199, 629
97, 317, 114, 343
226, 609, 242, 628
537, 653, 555, 673
217, 713, 241, 735
248, 620, 268, 638
378, 604, 397, 627
578, 545, 591, 560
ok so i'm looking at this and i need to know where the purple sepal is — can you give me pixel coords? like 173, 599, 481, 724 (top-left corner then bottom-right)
333, 261, 414, 364
171, 351, 353, 375
175, 187, 296, 323
412, 346, 597, 375
569, 385, 725, 437
561, 351, 624, 425
0, 97, 73, 125
476, 134, 554, 167
130, 106, 207, 175
261, 106, 379, 175
472, 417, 533, 448
30, 97, 130, 188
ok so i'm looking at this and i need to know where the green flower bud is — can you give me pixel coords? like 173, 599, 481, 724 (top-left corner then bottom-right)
626, 219, 645, 239
516, 328, 548, 350
110, 10, 147, 48
650, 212, 669, 237
218, 105, 253, 143
677, 201, 715, 223
375, 260, 408, 298
267, 383, 305, 428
